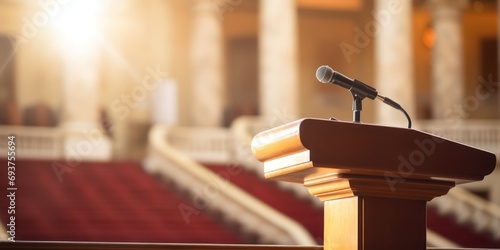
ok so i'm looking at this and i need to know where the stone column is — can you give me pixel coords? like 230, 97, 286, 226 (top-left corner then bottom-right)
60, 47, 101, 130
190, 0, 225, 126
375, 0, 415, 125
259, 0, 299, 122
429, 0, 468, 119
60, 44, 111, 161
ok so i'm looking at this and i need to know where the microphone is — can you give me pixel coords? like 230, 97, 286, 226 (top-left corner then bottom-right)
316, 65, 378, 100
315, 65, 412, 128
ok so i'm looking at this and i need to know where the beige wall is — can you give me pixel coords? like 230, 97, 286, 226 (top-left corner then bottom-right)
462, 4, 498, 119
412, 3, 499, 120
413, 6, 432, 119
0, 3, 62, 112
298, 3, 376, 122
223, 1, 377, 123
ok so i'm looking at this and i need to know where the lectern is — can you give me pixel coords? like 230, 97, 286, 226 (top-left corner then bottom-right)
251, 118, 496, 250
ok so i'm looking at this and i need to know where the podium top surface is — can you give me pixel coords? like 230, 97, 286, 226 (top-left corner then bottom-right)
251, 118, 496, 184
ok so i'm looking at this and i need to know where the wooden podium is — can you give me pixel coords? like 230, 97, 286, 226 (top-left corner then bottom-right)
251, 118, 496, 250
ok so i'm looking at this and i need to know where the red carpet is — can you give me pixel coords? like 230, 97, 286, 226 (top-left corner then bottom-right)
427, 206, 500, 248
0, 160, 244, 243
203, 164, 324, 244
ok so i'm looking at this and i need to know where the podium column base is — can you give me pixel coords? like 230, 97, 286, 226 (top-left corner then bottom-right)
324, 196, 426, 250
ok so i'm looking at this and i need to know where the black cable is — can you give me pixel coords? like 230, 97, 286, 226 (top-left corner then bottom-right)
399, 107, 412, 129
377, 95, 412, 129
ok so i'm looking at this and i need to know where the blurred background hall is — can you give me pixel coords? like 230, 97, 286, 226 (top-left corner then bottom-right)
0, 0, 499, 248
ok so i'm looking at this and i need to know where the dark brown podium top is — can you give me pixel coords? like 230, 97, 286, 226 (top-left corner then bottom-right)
252, 118, 496, 185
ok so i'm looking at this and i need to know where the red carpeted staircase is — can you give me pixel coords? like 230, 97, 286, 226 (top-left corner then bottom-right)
427, 206, 500, 248
203, 164, 323, 244
0, 160, 244, 243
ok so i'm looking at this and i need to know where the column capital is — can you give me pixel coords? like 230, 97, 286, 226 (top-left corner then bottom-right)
428, 0, 468, 17
304, 174, 453, 202
427, 0, 469, 9
191, 0, 232, 14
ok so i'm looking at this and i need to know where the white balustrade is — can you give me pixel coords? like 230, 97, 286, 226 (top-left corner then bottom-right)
0, 125, 63, 159
145, 124, 316, 245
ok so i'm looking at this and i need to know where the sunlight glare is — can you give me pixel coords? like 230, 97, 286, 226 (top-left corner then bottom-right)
53, 0, 103, 50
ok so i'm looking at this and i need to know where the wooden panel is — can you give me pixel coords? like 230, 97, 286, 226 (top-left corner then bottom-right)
324, 197, 426, 250
361, 197, 426, 250
324, 197, 360, 250
304, 173, 454, 201
297, 0, 362, 11
0, 242, 323, 250
0, 241, 492, 250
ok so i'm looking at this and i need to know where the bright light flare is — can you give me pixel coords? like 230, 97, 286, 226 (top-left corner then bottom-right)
53, 0, 103, 49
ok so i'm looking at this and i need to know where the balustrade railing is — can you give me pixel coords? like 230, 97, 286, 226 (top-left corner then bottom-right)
414, 120, 500, 157
145, 125, 316, 245
0, 125, 63, 159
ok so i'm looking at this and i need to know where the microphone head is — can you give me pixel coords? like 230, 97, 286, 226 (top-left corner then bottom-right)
316, 65, 334, 83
